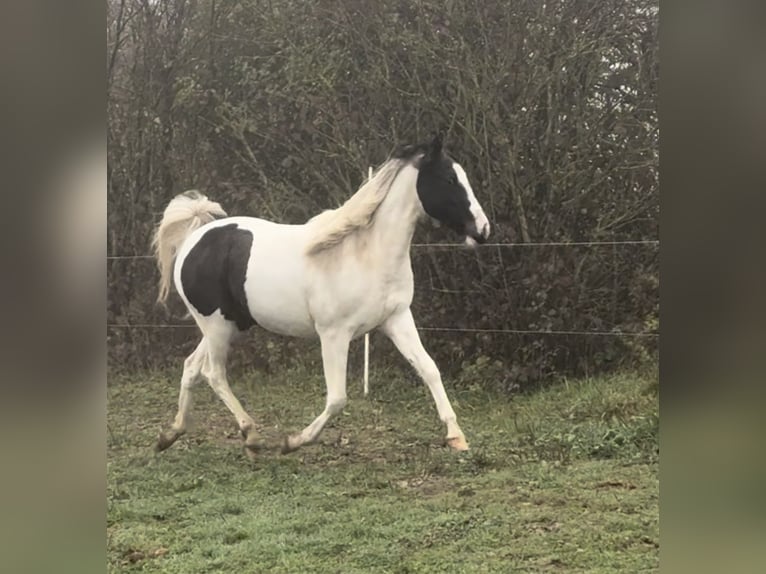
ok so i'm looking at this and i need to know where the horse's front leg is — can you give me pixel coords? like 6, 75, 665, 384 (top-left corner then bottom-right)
381, 308, 469, 451
282, 329, 350, 453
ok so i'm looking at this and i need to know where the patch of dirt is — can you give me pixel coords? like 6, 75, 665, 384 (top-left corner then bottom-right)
121, 547, 168, 565
527, 520, 562, 534
538, 557, 567, 570
391, 474, 452, 496
168, 407, 457, 469
640, 535, 659, 548
595, 480, 637, 490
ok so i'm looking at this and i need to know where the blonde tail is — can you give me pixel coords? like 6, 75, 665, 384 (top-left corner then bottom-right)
151, 190, 227, 304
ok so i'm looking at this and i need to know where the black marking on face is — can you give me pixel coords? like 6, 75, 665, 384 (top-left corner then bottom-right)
414, 135, 474, 235
181, 223, 256, 331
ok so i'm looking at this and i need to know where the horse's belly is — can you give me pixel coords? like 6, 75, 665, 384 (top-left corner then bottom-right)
247, 277, 315, 337
243, 232, 316, 338
250, 303, 316, 338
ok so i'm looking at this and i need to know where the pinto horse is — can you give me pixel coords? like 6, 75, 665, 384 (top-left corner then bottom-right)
152, 135, 490, 459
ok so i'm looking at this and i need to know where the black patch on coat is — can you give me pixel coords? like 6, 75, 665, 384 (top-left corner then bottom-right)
180, 223, 256, 331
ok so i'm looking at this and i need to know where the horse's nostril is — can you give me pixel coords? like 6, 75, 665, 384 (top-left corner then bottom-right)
481, 223, 490, 237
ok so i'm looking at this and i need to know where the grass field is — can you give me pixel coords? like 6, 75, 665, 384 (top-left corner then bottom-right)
107, 365, 658, 573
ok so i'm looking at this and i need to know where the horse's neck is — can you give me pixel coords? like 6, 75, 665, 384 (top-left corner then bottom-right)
369, 165, 421, 268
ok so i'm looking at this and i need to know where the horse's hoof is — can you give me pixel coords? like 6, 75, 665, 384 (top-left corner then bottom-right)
446, 435, 469, 451
281, 435, 301, 455
243, 433, 264, 460
156, 430, 180, 452
243, 443, 259, 462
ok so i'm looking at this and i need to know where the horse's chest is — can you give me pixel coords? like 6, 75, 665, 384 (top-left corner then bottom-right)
353, 274, 413, 331
360, 284, 408, 314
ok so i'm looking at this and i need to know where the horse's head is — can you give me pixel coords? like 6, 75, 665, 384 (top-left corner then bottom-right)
410, 134, 491, 246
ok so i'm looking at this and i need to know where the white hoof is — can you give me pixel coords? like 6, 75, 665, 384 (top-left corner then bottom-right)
446, 435, 469, 451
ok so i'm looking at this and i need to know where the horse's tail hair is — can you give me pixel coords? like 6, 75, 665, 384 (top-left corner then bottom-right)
152, 190, 227, 304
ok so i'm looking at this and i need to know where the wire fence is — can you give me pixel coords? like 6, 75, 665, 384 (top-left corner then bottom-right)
109, 162, 658, 339
106, 239, 659, 260
106, 323, 658, 337
107, 238, 659, 338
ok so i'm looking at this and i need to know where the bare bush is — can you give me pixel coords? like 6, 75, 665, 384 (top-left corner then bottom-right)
108, 0, 658, 386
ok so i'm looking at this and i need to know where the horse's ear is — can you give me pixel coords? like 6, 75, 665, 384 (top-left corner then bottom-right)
423, 133, 443, 162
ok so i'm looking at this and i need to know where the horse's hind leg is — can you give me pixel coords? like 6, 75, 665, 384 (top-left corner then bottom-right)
157, 338, 207, 451
202, 323, 263, 460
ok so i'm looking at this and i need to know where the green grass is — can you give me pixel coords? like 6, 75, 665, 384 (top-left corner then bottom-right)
107, 366, 658, 573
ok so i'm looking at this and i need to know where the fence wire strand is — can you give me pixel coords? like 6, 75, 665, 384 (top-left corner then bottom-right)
107, 239, 659, 338
107, 239, 659, 260
106, 323, 657, 337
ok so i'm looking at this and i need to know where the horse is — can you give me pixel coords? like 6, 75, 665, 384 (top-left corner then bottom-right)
151, 134, 491, 460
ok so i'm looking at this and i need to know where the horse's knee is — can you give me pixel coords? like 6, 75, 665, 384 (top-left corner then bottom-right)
421, 363, 441, 384
181, 367, 203, 389
180, 354, 204, 386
